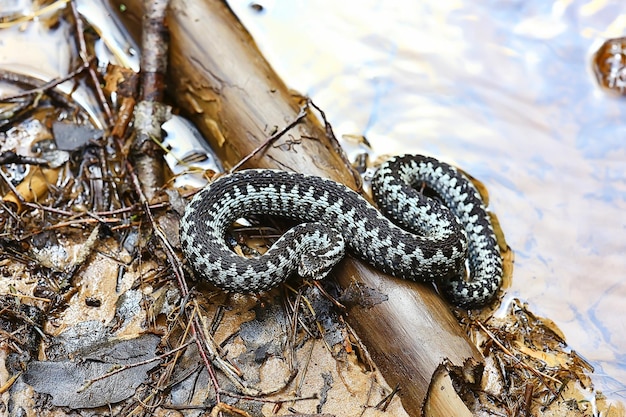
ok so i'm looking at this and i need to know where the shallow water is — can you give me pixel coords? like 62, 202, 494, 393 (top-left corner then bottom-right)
228, 0, 626, 400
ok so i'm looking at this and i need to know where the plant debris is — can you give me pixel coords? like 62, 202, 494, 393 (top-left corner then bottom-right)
23, 332, 160, 409
593, 37, 626, 95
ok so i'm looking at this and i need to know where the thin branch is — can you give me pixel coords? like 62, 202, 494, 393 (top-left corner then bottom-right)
69, 0, 113, 126
229, 104, 309, 173
0, 169, 24, 205
0, 0, 70, 29
0, 60, 91, 101
79, 340, 195, 392
22, 200, 168, 221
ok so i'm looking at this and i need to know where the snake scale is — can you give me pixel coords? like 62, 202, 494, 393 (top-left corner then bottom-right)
180, 154, 503, 307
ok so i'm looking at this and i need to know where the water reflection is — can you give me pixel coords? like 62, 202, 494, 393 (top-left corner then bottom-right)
228, 0, 626, 399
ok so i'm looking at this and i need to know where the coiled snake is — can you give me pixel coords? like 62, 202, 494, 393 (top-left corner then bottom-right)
180, 154, 503, 307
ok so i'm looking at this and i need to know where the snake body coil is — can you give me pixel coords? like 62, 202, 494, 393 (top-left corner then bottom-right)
180, 154, 503, 307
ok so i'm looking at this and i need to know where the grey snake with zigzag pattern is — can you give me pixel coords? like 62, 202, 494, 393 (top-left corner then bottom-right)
180, 154, 503, 307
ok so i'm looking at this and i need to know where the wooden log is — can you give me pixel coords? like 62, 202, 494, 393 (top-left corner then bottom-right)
111, 0, 484, 414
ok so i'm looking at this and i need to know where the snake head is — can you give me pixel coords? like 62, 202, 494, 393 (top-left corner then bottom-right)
297, 227, 345, 280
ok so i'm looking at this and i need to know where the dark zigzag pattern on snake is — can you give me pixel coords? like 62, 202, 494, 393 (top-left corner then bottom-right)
180, 154, 503, 307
